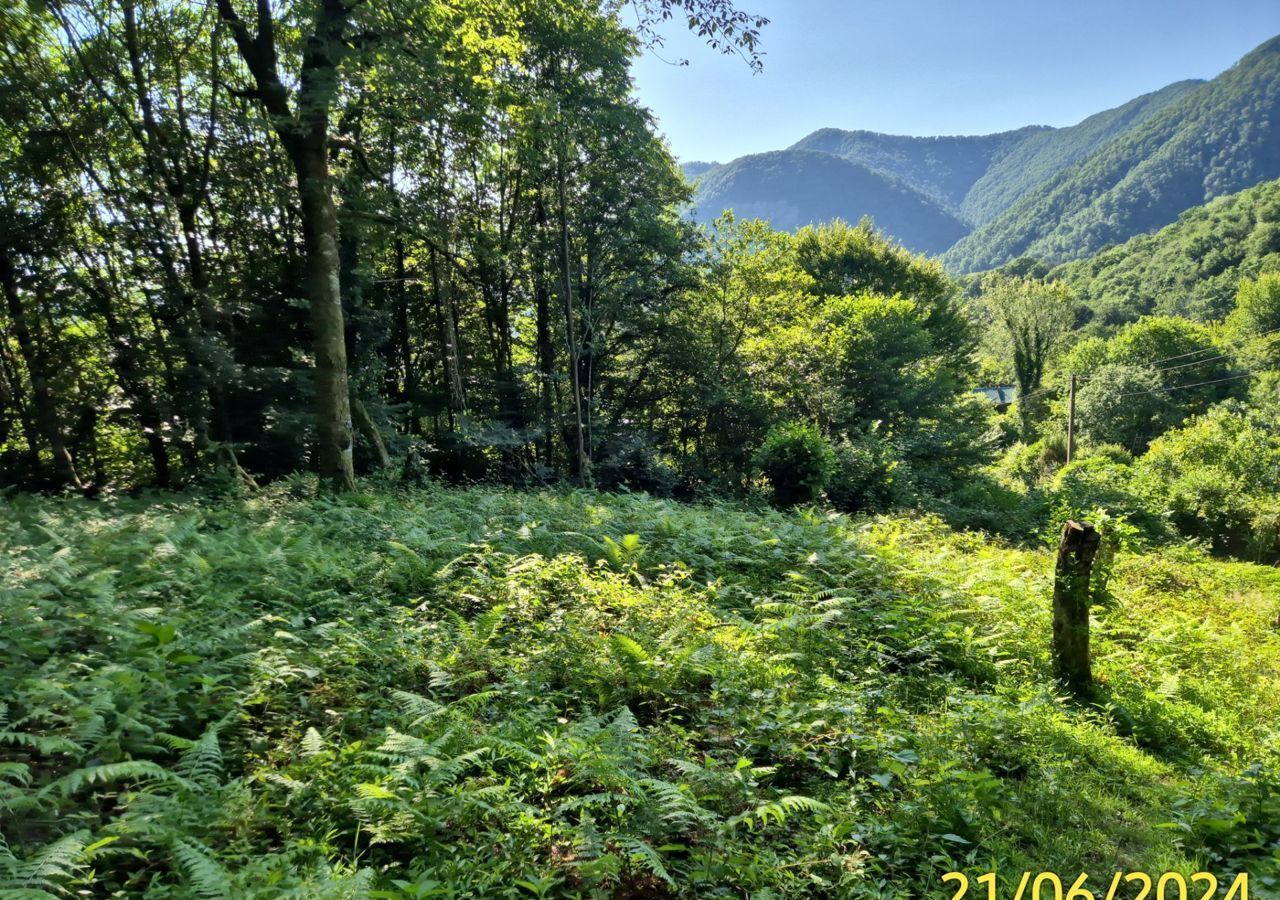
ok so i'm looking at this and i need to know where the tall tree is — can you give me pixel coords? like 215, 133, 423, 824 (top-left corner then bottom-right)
980, 273, 1074, 434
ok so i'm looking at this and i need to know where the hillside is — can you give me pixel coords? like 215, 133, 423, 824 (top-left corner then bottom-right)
788, 126, 1044, 213
962, 80, 1204, 226
685, 36, 1280, 271
1051, 177, 1280, 325
681, 160, 719, 178
5, 484, 1280, 896
946, 36, 1280, 272
690, 149, 970, 253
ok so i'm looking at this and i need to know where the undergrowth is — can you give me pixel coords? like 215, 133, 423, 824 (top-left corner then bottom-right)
2, 482, 1279, 897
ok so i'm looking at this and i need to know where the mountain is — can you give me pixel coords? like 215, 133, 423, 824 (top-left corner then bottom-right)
1050, 177, 1280, 326
689, 149, 970, 254
686, 35, 1280, 271
961, 80, 1204, 226
681, 160, 719, 178
788, 126, 1045, 213
945, 36, 1280, 272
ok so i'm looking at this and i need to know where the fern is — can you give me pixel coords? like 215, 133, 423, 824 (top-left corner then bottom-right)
171, 839, 231, 899
178, 724, 225, 790
44, 760, 176, 797
0, 831, 89, 893
729, 794, 830, 831
615, 836, 675, 887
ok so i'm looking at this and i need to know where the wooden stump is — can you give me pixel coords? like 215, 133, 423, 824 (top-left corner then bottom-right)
1053, 520, 1100, 694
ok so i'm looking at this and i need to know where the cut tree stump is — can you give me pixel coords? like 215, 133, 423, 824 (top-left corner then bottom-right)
1052, 520, 1101, 694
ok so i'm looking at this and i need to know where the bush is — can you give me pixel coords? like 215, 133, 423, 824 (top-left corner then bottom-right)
594, 433, 678, 496
933, 475, 1044, 540
1133, 403, 1280, 560
1046, 456, 1165, 543
753, 422, 836, 507
995, 432, 1068, 488
826, 432, 902, 513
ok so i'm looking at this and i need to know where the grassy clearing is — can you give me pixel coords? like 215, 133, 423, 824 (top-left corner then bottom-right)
2, 482, 1279, 897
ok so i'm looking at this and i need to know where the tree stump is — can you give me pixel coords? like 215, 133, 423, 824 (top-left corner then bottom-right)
1052, 520, 1101, 694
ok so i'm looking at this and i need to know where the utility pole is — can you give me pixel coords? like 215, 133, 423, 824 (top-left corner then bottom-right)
1066, 374, 1077, 463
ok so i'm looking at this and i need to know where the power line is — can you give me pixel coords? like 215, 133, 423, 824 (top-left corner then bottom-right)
1112, 371, 1255, 400
1148, 330, 1280, 375
1139, 324, 1280, 369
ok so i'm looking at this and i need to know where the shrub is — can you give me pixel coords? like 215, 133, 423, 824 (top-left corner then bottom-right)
934, 475, 1044, 540
995, 432, 1068, 488
1046, 456, 1165, 543
826, 432, 902, 513
594, 433, 678, 496
753, 422, 836, 507
1133, 403, 1280, 560
1075, 364, 1172, 453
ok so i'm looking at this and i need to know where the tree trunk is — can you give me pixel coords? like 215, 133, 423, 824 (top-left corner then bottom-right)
294, 145, 356, 491
555, 153, 590, 485
430, 248, 467, 422
0, 248, 81, 489
535, 253, 555, 473
351, 393, 390, 469
217, 0, 356, 491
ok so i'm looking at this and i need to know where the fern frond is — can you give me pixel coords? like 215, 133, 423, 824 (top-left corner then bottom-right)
300, 726, 326, 757
171, 839, 230, 899
178, 724, 224, 789
45, 760, 175, 796
615, 837, 674, 887
3, 830, 89, 892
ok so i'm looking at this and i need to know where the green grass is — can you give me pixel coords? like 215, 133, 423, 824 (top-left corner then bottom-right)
3, 481, 1280, 897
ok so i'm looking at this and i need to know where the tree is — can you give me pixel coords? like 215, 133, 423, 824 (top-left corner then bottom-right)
1074, 364, 1172, 453
1228, 272, 1280, 369
979, 274, 1074, 434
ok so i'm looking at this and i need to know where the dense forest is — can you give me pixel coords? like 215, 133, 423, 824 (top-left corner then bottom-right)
4, 1, 1280, 896
1048, 177, 1280, 326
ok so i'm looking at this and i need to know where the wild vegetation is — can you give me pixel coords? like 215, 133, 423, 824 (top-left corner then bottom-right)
4, 1, 1280, 896
1048, 178, 1280, 327
4, 484, 1280, 897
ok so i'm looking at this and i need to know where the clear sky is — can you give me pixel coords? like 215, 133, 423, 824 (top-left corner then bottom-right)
630, 0, 1280, 164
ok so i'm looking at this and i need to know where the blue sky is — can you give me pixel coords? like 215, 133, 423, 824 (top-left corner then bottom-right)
629, 0, 1280, 163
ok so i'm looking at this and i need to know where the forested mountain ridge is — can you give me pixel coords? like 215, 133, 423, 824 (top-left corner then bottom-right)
787, 125, 1045, 213
691, 36, 1279, 270
946, 35, 1280, 271
960, 79, 1204, 226
689, 149, 971, 253
1048, 176, 1280, 326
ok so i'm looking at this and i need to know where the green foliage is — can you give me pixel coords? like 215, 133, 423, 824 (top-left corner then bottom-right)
1074, 364, 1172, 452
825, 431, 903, 513
1053, 178, 1280, 325
753, 421, 835, 506
1132, 402, 1280, 561
1228, 272, 1280, 368
977, 274, 1075, 432
4, 483, 1280, 895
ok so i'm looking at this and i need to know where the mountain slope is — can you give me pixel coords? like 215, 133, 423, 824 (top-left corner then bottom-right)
690, 149, 970, 254
962, 80, 1205, 226
1051, 177, 1280, 325
946, 36, 1280, 272
681, 160, 719, 178
788, 126, 1044, 213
